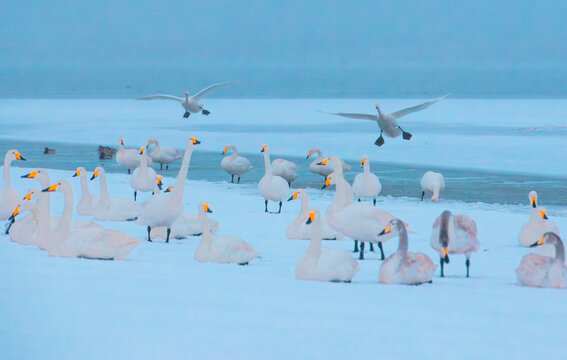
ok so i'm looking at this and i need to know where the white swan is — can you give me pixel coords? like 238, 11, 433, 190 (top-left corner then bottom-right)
130, 148, 157, 201
272, 158, 298, 185
6, 198, 40, 245
518, 191, 560, 247
147, 138, 183, 170
138, 81, 237, 118
72, 167, 101, 216
306, 147, 350, 179
379, 218, 437, 285
352, 154, 382, 205
286, 189, 343, 240
321, 95, 447, 146
295, 207, 359, 282
194, 202, 259, 265
20, 169, 54, 249
420, 171, 445, 202
430, 210, 479, 277
258, 145, 289, 213
116, 138, 151, 174
221, 144, 252, 183
0, 149, 26, 219
516, 232, 567, 288
90, 167, 140, 221
137, 137, 200, 242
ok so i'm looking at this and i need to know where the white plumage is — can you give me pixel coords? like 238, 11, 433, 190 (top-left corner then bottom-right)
221, 144, 252, 183
258, 145, 289, 213
306, 147, 350, 179
116, 138, 151, 173
0, 149, 26, 220
285, 189, 343, 240
147, 138, 183, 170
420, 171, 445, 202
352, 154, 381, 204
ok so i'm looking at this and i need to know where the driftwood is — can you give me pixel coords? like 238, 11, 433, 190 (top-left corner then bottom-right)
98, 145, 117, 160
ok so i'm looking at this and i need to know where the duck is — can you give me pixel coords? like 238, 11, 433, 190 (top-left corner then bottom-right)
420, 171, 445, 202
286, 189, 343, 240
258, 145, 289, 214
0, 149, 26, 220
147, 138, 183, 170
430, 210, 479, 277
90, 167, 140, 221
130, 148, 157, 201
116, 138, 151, 174
41, 180, 140, 260
295, 207, 358, 282
221, 144, 252, 183
379, 218, 437, 285
272, 158, 298, 186
516, 232, 567, 288
352, 154, 382, 205
137, 137, 200, 242
72, 167, 101, 216
194, 202, 259, 265
518, 191, 560, 247
306, 147, 350, 179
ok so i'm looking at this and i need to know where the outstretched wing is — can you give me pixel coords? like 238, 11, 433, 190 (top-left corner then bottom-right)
319, 110, 378, 121
192, 81, 238, 101
137, 94, 183, 102
391, 94, 448, 119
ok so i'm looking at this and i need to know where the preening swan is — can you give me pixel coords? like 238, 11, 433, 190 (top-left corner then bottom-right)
147, 138, 183, 170
306, 148, 350, 179
130, 148, 158, 201
272, 158, 298, 186
516, 232, 566, 289
137, 137, 200, 242
421, 171, 445, 202
352, 154, 381, 205
295, 207, 358, 282
72, 167, 100, 216
90, 167, 140, 221
379, 218, 436, 285
431, 210, 479, 277
116, 138, 151, 174
194, 203, 259, 265
321, 95, 447, 146
221, 144, 252, 183
258, 145, 289, 214
518, 191, 560, 248
0, 149, 26, 220
138, 81, 237, 118
286, 189, 343, 240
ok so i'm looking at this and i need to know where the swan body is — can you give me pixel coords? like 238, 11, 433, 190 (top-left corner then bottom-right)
194, 203, 258, 264
286, 189, 343, 240
258, 145, 289, 213
147, 138, 182, 170
72, 167, 101, 216
151, 213, 220, 239
221, 144, 252, 183
352, 154, 381, 204
379, 218, 436, 285
130, 148, 158, 200
91, 167, 140, 221
271, 158, 298, 185
516, 232, 567, 288
518, 191, 560, 249
421, 171, 445, 202
0, 150, 26, 220
116, 138, 151, 174
306, 148, 350, 178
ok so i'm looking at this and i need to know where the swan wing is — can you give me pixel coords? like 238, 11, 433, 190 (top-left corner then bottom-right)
192, 81, 238, 101
391, 94, 448, 119
319, 110, 378, 121
137, 94, 183, 102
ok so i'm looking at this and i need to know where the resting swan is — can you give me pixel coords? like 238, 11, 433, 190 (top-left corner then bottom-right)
430, 210, 479, 277
379, 218, 437, 285
420, 171, 445, 202
306, 148, 350, 179
221, 144, 252, 183
516, 232, 567, 288
272, 158, 298, 186
518, 191, 560, 248
295, 207, 359, 282
90, 167, 140, 221
352, 154, 382, 205
20, 169, 54, 249
130, 148, 157, 201
72, 167, 101, 216
116, 138, 151, 174
7, 198, 41, 245
258, 145, 289, 214
147, 138, 183, 170
0, 149, 26, 219
194, 203, 259, 265
286, 189, 343, 240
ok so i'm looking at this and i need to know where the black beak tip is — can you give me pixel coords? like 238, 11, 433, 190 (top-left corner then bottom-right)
20, 174, 28, 178
72, 174, 78, 177
306, 218, 312, 224
320, 185, 326, 190
41, 188, 49, 192
90, 176, 95, 181
20, 157, 26, 161
207, 209, 213, 213
195, 140, 201, 145
529, 242, 538, 247
287, 196, 293, 201
532, 203, 536, 208
378, 230, 385, 236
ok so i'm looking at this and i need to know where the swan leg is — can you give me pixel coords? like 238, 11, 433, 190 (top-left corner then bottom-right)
466, 259, 470, 278
398, 126, 412, 140
420, 191, 425, 201
440, 257, 444, 277
128, 169, 131, 175
378, 241, 385, 260
166, 164, 169, 170
359, 242, 365, 260
277, 201, 282, 214
231, 175, 234, 183
183, 111, 190, 118
264, 200, 268, 212
353, 240, 359, 252
237, 176, 241, 184
375, 130, 385, 146
166, 228, 171, 243
147, 226, 152, 242
160, 163, 163, 170
370, 243, 375, 252
202, 109, 210, 115
373, 198, 376, 206
134, 191, 137, 201
357, 198, 361, 202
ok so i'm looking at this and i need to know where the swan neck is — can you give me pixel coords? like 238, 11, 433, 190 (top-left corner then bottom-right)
199, 210, 213, 246
263, 150, 272, 176
231, 146, 239, 157
54, 188, 73, 243
3, 156, 12, 187
173, 144, 194, 198
307, 217, 322, 256
363, 162, 370, 174
397, 225, 409, 255
554, 237, 565, 262
299, 194, 309, 215
79, 174, 92, 201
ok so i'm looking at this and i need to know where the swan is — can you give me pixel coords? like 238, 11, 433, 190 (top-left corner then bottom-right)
286, 189, 343, 240
430, 210, 479, 277
518, 191, 560, 247
90, 167, 140, 221
516, 232, 567, 288
20, 169, 54, 249
306, 148, 350, 179
194, 203, 259, 265
130, 148, 158, 201
258, 145, 289, 213
72, 167, 101, 216
420, 171, 445, 202
6, 198, 41, 245
379, 218, 437, 285
271, 158, 298, 186
221, 144, 252, 183
138, 81, 237, 118
137, 137, 200, 242
147, 138, 183, 170
352, 154, 382, 205
321, 95, 447, 146
295, 207, 359, 282
41, 180, 140, 259
116, 138, 151, 174
0, 149, 26, 219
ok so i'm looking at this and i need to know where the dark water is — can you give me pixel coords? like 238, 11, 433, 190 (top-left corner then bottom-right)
1, 139, 566, 207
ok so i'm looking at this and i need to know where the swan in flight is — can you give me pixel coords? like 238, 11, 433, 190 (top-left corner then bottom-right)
147, 138, 183, 170
306, 147, 350, 179
0, 149, 26, 220
295, 207, 359, 282
379, 218, 436, 285
221, 144, 252, 183
137, 81, 237, 118
321, 95, 447, 146
258, 145, 289, 213
430, 210, 479, 277
116, 138, 151, 174
286, 189, 343, 240
420, 171, 445, 202
516, 232, 566, 288
352, 155, 381, 205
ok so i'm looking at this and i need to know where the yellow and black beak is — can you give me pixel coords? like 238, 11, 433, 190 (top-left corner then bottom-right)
379, 225, 392, 236
306, 211, 316, 224
442, 248, 450, 263
540, 211, 548, 220
156, 177, 163, 190
306, 152, 312, 159
203, 204, 213, 213
119, 139, 124, 145
42, 183, 59, 192
164, 186, 173, 193
147, 141, 151, 149
360, 159, 366, 167
287, 192, 299, 201
321, 177, 331, 190
21, 170, 38, 179
260, 145, 267, 153
23, 192, 32, 200
15, 152, 26, 161
531, 197, 537, 208
139, 148, 145, 155
190, 137, 201, 145
317, 158, 329, 166
72, 169, 80, 177
222, 147, 227, 155
90, 171, 99, 181
375, 104, 380, 109
8, 206, 19, 221
530, 237, 545, 247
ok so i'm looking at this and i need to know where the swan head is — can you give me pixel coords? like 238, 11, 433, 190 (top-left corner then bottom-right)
287, 189, 306, 201
164, 186, 173, 193
41, 180, 71, 193
379, 218, 404, 236
360, 154, 368, 167
375, 104, 380, 109
260, 145, 268, 153
72, 167, 87, 178
139, 147, 146, 155
200, 202, 213, 213
531, 232, 562, 248
90, 167, 104, 181
8, 199, 36, 222
22, 188, 41, 201
316, 157, 329, 166
156, 176, 163, 190
185, 91, 189, 95
119, 138, 124, 145
539, 207, 549, 220
222, 144, 234, 155
528, 190, 537, 208
21, 170, 39, 179
188, 137, 201, 146
6, 149, 25, 161
321, 173, 337, 189
305, 207, 319, 224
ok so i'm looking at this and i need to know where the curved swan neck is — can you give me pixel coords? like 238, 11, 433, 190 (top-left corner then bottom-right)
229, 145, 239, 157
439, 211, 451, 248
299, 193, 309, 215
397, 223, 409, 255
549, 234, 566, 262
99, 171, 110, 202
199, 209, 213, 247
307, 215, 322, 256
3, 155, 13, 187
263, 150, 272, 176
153, 139, 161, 151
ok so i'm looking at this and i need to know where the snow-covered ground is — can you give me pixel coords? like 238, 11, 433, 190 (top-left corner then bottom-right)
1, 165, 566, 359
